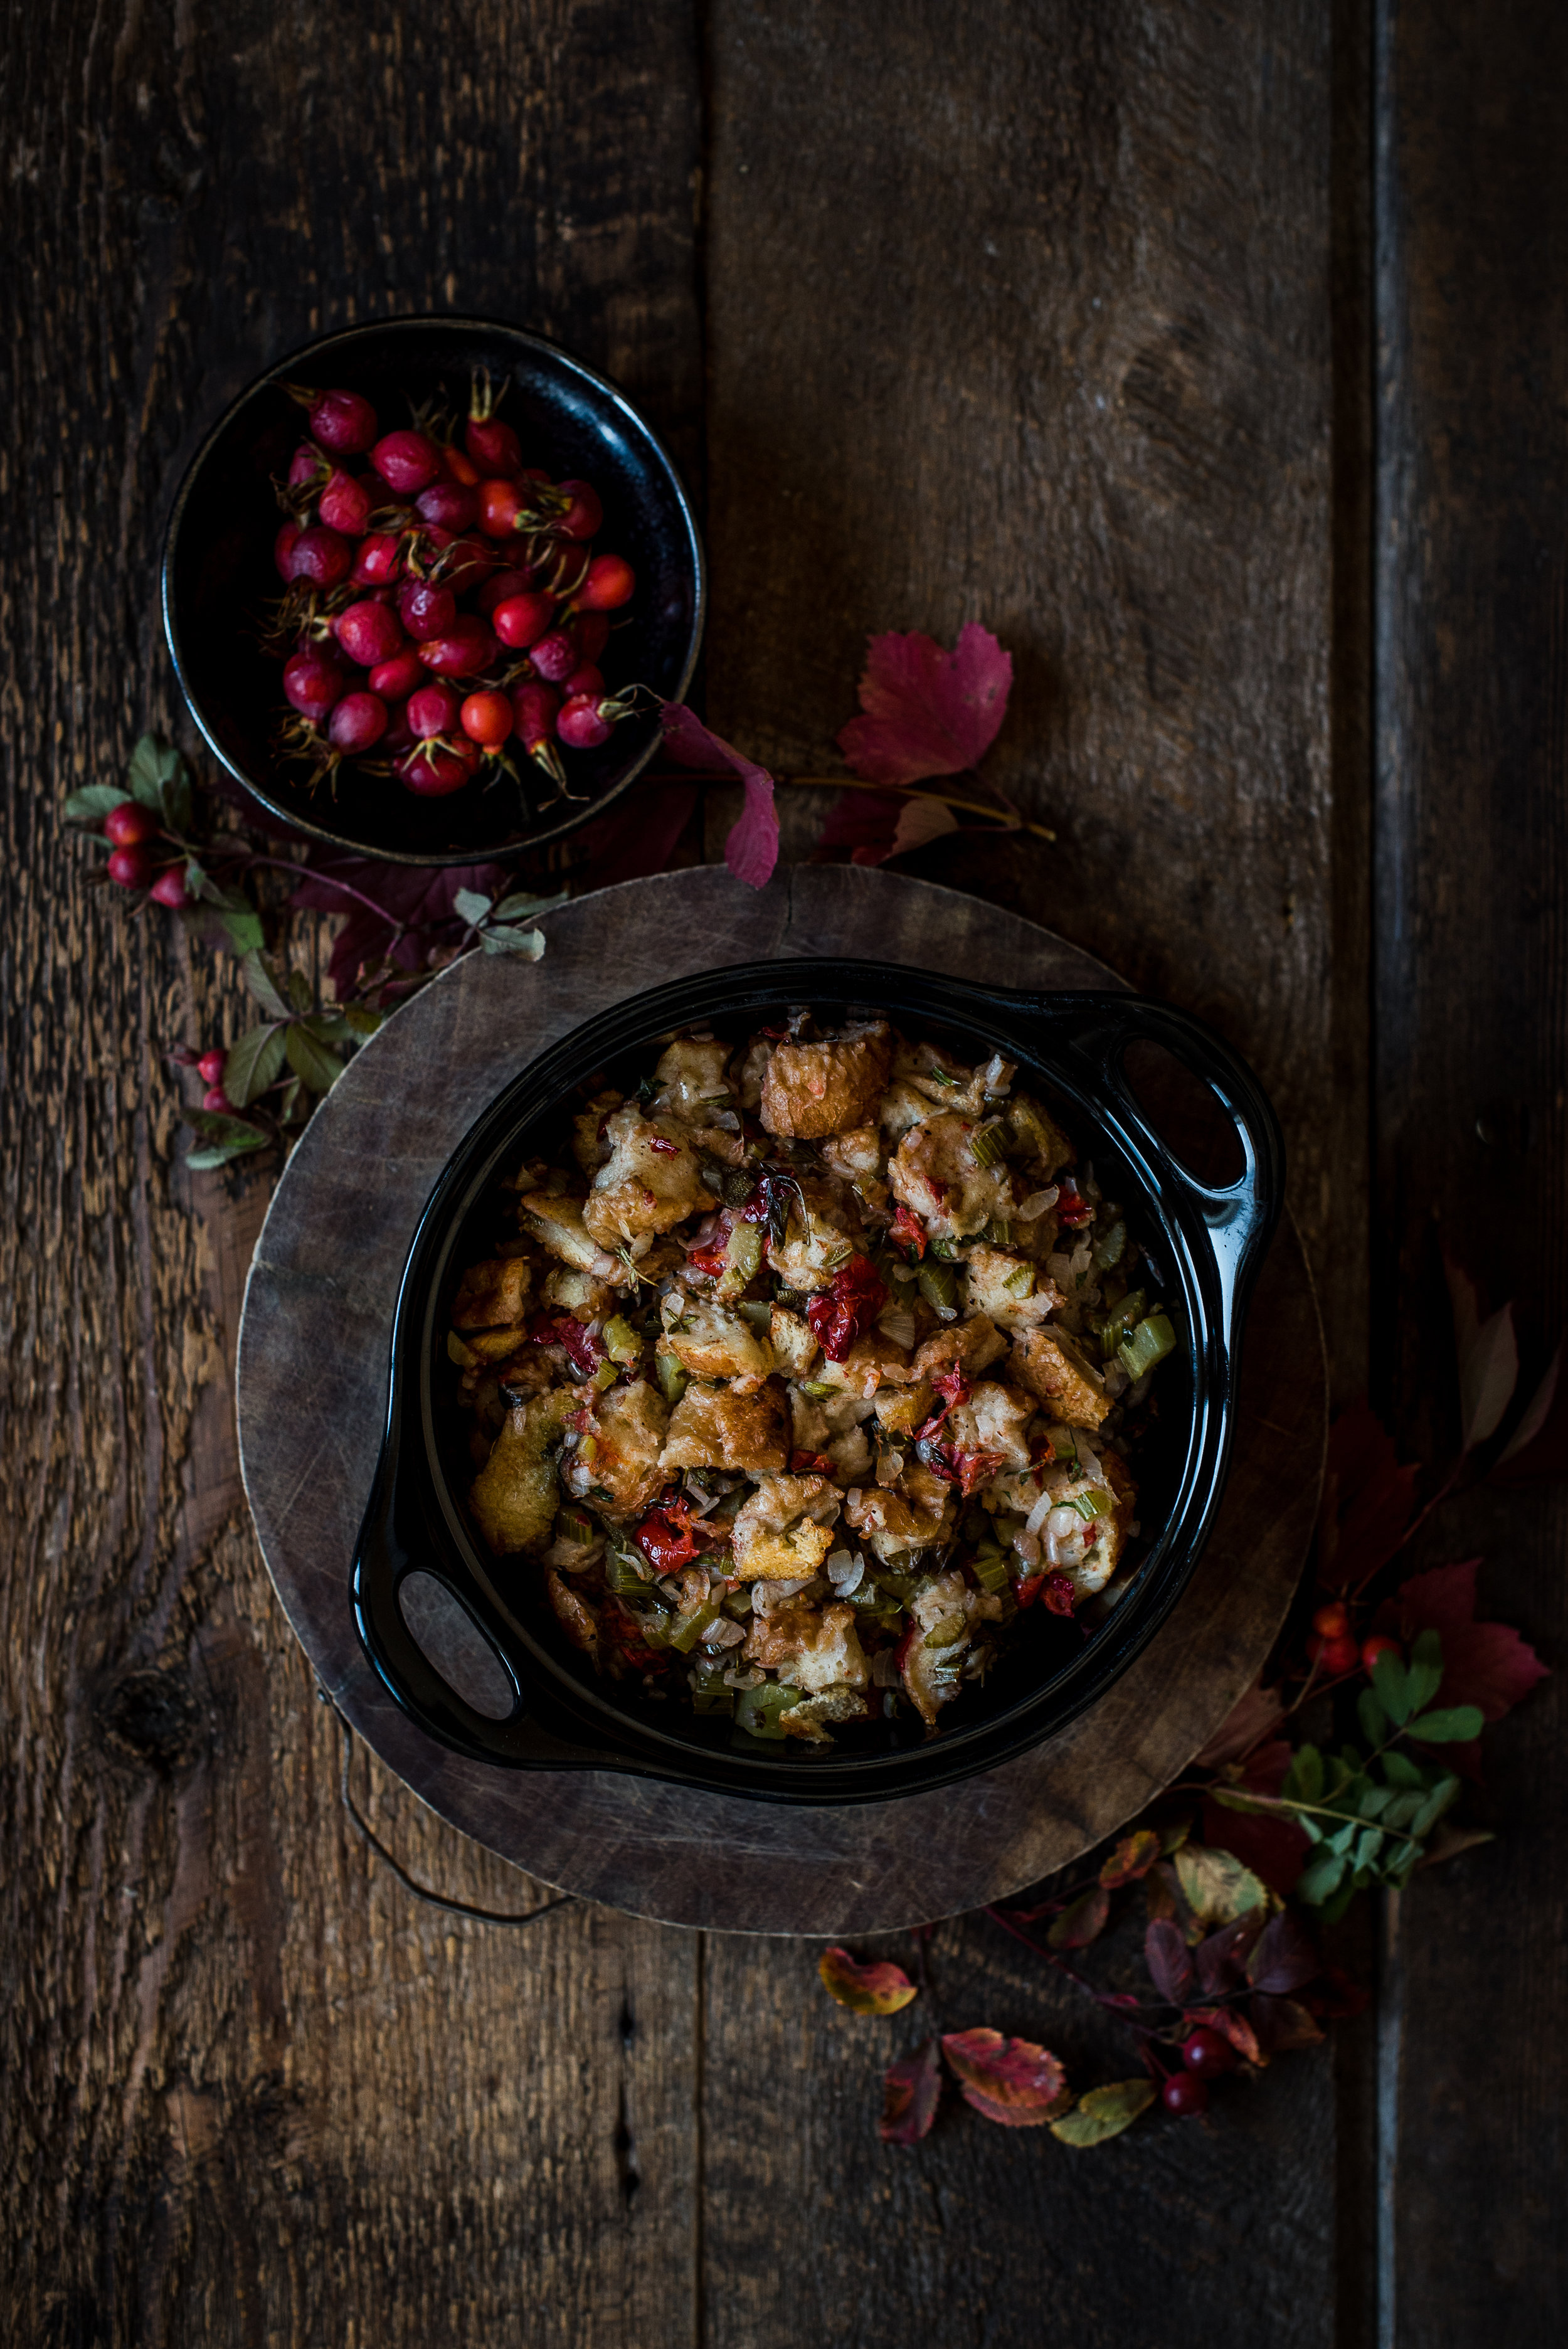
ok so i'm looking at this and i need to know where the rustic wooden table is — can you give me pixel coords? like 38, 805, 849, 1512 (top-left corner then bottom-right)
3, 5, 1562, 2345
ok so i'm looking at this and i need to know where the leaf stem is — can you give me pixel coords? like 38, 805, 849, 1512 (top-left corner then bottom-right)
645, 766, 1058, 844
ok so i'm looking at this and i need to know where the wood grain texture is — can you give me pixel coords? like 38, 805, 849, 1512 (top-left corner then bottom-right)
237, 864, 1325, 1931
0, 4, 704, 2341
1375, 6, 1568, 2341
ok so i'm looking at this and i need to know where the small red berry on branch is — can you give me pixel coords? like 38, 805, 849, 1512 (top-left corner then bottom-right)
105, 802, 158, 848
1162, 2072, 1208, 2118
107, 844, 153, 891
197, 1051, 227, 1086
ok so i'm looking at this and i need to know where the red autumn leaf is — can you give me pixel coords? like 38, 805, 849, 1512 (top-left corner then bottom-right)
1446, 1251, 1520, 1451
837, 624, 1014, 787
1202, 1739, 1311, 1900
1098, 1828, 1162, 1889
292, 854, 511, 999
1143, 1919, 1195, 2007
658, 703, 778, 889
1245, 1908, 1322, 1998
815, 784, 962, 867
817, 1945, 918, 2017
1190, 1677, 1285, 1771
1316, 1400, 1419, 1592
879, 2039, 942, 2146
1192, 1916, 1263, 1998
1376, 1559, 1548, 1779
1249, 1993, 1324, 2059
1047, 1884, 1110, 1949
940, 2029, 1069, 2126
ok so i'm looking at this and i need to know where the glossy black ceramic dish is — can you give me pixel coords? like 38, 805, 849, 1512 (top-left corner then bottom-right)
352, 962, 1284, 1805
161, 315, 704, 865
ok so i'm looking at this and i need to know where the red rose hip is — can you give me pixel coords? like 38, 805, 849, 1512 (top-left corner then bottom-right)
553, 479, 603, 540
573, 611, 611, 664
319, 469, 376, 536
349, 531, 405, 588
274, 521, 303, 580
149, 869, 190, 909
575, 552, 635, 612
369, 648, 428, 699
202, 1084, 236, 1114
370, 430, 443, 496
408, 681, 462, 739
397, 580, 457, 640
415, 480, 479, 533
492, 590, 555, 650
1162, 2073, 1208, 2118
527, 628, 578, 684
477, 564, 537, 613
418, 618, 497, 678
283, 645, 347, 721
557, 692, 632, 751
396, 737, 481, 796
511, 681, 566, 788
334, 599, 405, 667
106, 844, 153, 891
197, 1050, 227, 1087
300, 386, 379, 455
1182, 2028, 1237, 2077
460, 689, 514, 748
282, 526, 354, 590
104, 802, 157, 848
328, 691, 389, 754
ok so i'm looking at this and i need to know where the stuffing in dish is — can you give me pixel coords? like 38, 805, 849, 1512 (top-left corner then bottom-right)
445, 1012, 1178, 1744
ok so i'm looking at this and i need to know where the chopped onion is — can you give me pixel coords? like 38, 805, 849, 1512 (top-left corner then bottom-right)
701, 1616, 745, 1648
1024, 1487, 1056, 1537
1012, 1529, 1041, 1567
826, 1551, 865, 1595
723, 1665, 765, 1689
1016, 1187, 1059, 1221
871, 1648, 903, 1687
1074, 1438, 1104, 1486
982, 1053, 1015, 1097
1046, 1506, 1082, 1543
878, 1306, 916, 1350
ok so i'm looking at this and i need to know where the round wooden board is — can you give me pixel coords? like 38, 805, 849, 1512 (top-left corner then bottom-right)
237, 865, 1325, 1936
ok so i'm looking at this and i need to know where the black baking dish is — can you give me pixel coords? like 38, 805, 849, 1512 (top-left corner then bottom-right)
352, 960, 1284, 1805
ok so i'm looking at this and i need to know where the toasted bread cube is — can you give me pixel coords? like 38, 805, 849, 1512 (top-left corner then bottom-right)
965, 1243, 1064, 1328
460, 1323, 532, 1365
546, 1568, 600, 1667
565, 1377, 668, 1520
810, 1330, 914, 1399
583, 1107, 711, 1248
662, 1298, 775, 1386
732, 1472, 840, 1578
770, 1306, 820, 1379
653, 1037, 732, 1120
521, 1191, 620, 1278
660, 1379, 790, 1473
946, 1380, 1036, 1473
744, 1601, 868, 1690
912, 1314, 1009, 1384
1065, 1450, 1137, 1598
543, 1265, 618, 1318
889, 1112, 1014, 1240
1009, 1328, 1111, 1428
779, 1684, 870, 1741
452, 1255, 532, 1332
739, 1522, 838, 1581
469, 1388, 574, 1556
766, 1176, 865, 1293
759, 1026, 893, 1140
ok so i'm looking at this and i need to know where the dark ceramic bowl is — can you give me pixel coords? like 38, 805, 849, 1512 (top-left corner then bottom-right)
352, 962, 1284, 1806
161, 315, 704, 865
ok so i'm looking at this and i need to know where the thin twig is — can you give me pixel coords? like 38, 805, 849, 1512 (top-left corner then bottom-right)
645, 766, 1058, 843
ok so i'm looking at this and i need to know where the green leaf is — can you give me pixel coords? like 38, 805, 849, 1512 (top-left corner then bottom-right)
1357, 1687, 1386, 1747
452, 888, 494, 926
184, 1106, 267, 1160
220, 903, 266, 955
1405, 1705, 1485, 1744
1296, 1850, 1348, 1905
343, 1004, 384, 1036
240, 950, 292, 1021
493, 887, 570, 921
1382, 1791, 1426, 1833
1291, 1743, 1323, 1805
1352, 1827, 1384, 1872
1408, 1773, 1462, 1838
1316, 1879, 1359, 1925
285, 1023, 344, 1096
1372, 1648, 1412, 1726
1326, 1821, 1358, 1857
64, 784, 133, 824
479, 921, 546, 958
278, 1074, 305, 1124
186, 1142, 255, 1170
1385, 1842, 1424, 1889
1357, 1785, 1395, 1821
1407, 1628, 1444, 1715
287, 966, 313, 1013
223, 1024, 287, 1110
1048, 2079, 1157, 2148
128, 733, 182, 809
1381, 1747, 1425, 1790
1296, 1811, 1324, 1844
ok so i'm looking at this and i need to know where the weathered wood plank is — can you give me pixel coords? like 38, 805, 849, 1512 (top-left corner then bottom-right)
0, 3, 703, 2341
1375, 6, 1568, 2343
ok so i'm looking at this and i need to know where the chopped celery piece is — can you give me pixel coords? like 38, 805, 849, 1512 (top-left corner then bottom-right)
556, 1505, 596, 1546
1044, 1423, 1079, 1460
970, 1549, 1011, 1595
721, 1584, 753, 1620
692, 1685, 735, 1717
655, 1350, 689, 1406
601, 1313, 641, 1364
605, 1542, 652, 1596
736, 1298, 772, 1330
633, 1607, 673, 1652
918, 1262, 959, 1313
969, 1123, 1005, 1169
1066, 1488, 1111, 1522
670, 1596, 721, 1653
590, 1360, 620, 1391
734, 1681, 802, 1740
801, 1379, 837, 1398
929, 1237, 960, 1261
1117, 1312, 1177, 1382
984, 1218, 1014, 1248
1003, 1262, 1034, 1295
1093, 1219, 1127, 1271
923, 1611, 968, 1650
1096, 1286, 1147, 1360
717, 1221, 764, 1299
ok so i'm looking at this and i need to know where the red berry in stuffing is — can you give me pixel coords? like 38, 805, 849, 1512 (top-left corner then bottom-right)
511, 681, 566, 788
107, 844, 153, 891
397, 580, 457, 640
334, 599, 405, 667
282, 526, 354, 590
492, 590, 555, 650
418, 618, 497, 678
415, 479, 479, 533
561, 662, 604, 699
350, 531, 405, 588
1162, 2072, 1208, 2118
197, 1050, 226, 1086
805, 1255, 887, 1362
1182, 2028, 1237, 2076
528, 628, 579, 684
202, 1084, 235, 1113
396, 737, 480, 796
1361, 1632, 1402, 1674
104, 802, 157, 849
575, 552, 635, 612
477, 565, 537, 614
477, 477, 527, 538
318, 469, 375, 536
370, 430, 443, 496
553, 479, 603, 540
149, 868, 190, 909
274, 521, 303, 580
460, 689, 514, 748
556, 692, 625, 750
328, 691, 389, 754
283, 645, 347, 721
574, 610, 612, 664
299, 386, 379, 456
408, 681, 462, 739
369, 648, 428, 699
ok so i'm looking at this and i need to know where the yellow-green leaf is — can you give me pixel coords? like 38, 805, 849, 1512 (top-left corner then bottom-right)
817, 1946, 918, 2017
1173, 1843, 1268, 1933
1049, 2079, 1157, 2147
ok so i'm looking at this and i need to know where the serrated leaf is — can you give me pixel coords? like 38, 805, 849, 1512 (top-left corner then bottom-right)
1143, 1918, 1195, 2005
221, 905, 267, 955
1380, 1747, 1425, 1790
64, 784, 134, 823
1372, 1648, 1412, 1726
343, 1004, 384, 1036
1098, 1829, 1162, 1889
240, 950, 292, 1021
817, 1946, 918, 2017
286, 966, 313, 1013
1048, 1885, 1110, 1949
1048, 2079, 1155, 2148
1327, 1821, 1358, 1857
1352, 1827, 1384, 1871
1245, 1909, 1320, 1996
222, 1024, 287, 1109
186, 1142, 255, 1170
1382, 1791, 1426, 1832
1172, 1844, 1266, 1933
452, 888, 494, 925
1357, 1785, 1394, 1820
479, 922, 546, 958
185, 1105, 267, 1147
940, 2030, 1068, 2126
879, 2039, 942, 2145
284, 1023, 344, 1095
1406, 1705, 1486, 1744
